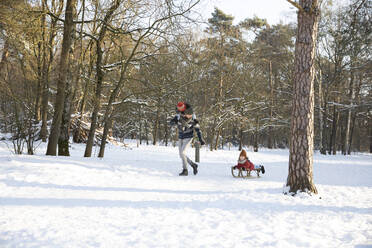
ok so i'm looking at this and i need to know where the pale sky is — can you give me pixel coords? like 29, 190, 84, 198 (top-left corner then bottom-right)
196, 0, 298, 25
196, 0, 350, 26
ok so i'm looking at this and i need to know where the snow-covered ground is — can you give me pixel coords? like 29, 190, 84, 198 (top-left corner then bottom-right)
0, 141, 371, 248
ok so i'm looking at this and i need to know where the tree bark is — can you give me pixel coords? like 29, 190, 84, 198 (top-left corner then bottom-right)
286, 0, 319, 194
58, 58, 73, 156
46, 0, 76, 156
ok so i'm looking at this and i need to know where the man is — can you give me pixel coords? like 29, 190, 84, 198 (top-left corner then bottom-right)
170, 102, 205, 176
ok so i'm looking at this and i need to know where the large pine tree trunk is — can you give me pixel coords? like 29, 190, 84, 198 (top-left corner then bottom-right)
286, 0, 319, 194
46, 0, 76, 156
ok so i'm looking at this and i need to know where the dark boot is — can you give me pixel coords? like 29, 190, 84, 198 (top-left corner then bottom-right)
260, 165, 265, 174
179, 169, 188, 176
190, 162, 198, 175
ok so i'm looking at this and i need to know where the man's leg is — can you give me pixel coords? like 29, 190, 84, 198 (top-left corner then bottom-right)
179, 138, 192, 170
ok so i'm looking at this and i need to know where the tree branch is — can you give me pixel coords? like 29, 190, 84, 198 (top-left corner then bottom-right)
286, 0, 304, 12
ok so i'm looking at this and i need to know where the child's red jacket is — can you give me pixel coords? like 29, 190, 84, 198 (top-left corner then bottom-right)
236, 159, 254, 171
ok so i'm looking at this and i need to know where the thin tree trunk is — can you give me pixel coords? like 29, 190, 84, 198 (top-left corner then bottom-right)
286, 0, 319, 194
0, 39, 9, 73
84, 41, 103, 157
34, 9, 45, 122
332, 106, 339, 155
317, 69, 325, 154
369, 117, 372, 153
153, 105, 160, 146
139, 103, 143, 145
329, 104, 337, 155
40, 1, 62, 142
98, 112, 112, 158
348, 75, 363, 154
145, 121, 149, 145
348, 112, 356, 154
239, 123, 243, 151
344, 64, 355, 155
46, 0, 76, 156
164, 113, 169, 146
58, 65, 72, 156
254, 115, 259, 152
39, 50, 50, 142
73, 0, 88, 144
321, 99, 329, 154
84, 0, 121, 157
214, 127, 221, 150
268, 60, 274, 149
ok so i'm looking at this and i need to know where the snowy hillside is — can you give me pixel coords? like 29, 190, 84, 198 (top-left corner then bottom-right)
0, 141, 371, 248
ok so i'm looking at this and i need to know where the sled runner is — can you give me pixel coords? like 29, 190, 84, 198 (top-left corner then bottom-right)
231, 166, 262, 178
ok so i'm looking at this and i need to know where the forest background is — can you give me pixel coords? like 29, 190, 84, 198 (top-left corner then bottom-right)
0, 0, 370, 157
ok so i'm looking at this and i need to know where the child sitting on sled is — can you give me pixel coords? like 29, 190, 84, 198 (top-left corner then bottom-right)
234, 149, 265, 174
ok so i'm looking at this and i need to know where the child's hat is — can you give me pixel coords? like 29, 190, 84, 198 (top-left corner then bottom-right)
239, 149, 247, 158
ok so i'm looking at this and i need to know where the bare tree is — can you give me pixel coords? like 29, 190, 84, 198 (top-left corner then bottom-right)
84, 0, 121, 157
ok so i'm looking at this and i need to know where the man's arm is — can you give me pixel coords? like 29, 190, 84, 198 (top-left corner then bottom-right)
169, 114, 180, 126
193, 119, 205, 145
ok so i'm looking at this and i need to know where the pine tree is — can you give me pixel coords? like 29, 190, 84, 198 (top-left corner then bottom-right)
286, 0, 320, 194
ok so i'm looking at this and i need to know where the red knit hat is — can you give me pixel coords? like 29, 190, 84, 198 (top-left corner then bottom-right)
177, 102, 186, 112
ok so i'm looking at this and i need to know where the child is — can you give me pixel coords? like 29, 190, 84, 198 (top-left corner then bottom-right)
234, 149, 265, 174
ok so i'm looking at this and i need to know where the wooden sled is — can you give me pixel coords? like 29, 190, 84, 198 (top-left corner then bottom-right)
231, 166, 261, 178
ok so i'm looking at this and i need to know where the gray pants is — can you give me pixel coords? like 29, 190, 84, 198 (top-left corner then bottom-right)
178, 138, 193, 170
